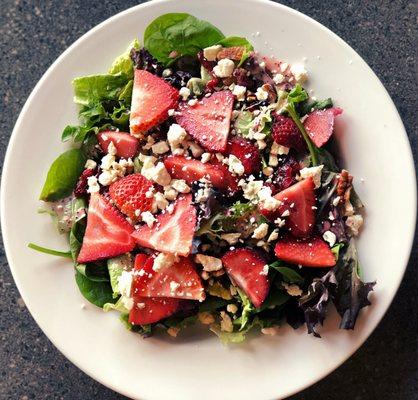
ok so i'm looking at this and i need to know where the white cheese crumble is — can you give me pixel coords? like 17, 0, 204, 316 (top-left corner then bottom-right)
240, 180, 264, 201
85, 159, 97, 169
170, 179, 191, 193
150, 162, 172, 186
258, 186, 281, 211
323, 230, 337, 247
273, 73, 284, 84
267, 229, 279, 242
154, 192, 169, 210
345, 214, 364, 236
188, 141, 204, 158
201, 152, 211, 164
163, 186, 178, 201
118, 271, 133, 298
228, 155, 245, 176
232, 84, 247, 101
87, 176, 100, 194
167, 124, 188, 148
213, 58, 235, 78
220, 233, 241, 245
151, 141, 170, 155
255, 86, 269, 101
290, 63, 308, 83
203, 44, 222, 61
299, 165, 324, 189
252, 223, 269, 239
195, 254, 223, 272
141, 211, 157, 228
270, 141, 289, 155
153, 253, 179, 272
179, 86, 191, 101
259, 264, 269, 276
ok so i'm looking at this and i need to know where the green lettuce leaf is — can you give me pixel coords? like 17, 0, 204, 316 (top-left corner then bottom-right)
108, 39, 140, 79
144, 13, 225, 65
107, 254, 133, 298
39, 148, 86, 201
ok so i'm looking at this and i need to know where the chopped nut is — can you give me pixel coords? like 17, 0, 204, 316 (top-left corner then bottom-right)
198, 312, 215, 325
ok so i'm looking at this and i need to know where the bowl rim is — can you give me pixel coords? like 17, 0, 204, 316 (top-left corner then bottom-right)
1, 0, 416, 399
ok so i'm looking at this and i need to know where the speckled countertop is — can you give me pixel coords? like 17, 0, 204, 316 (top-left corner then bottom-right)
0, 1, 416, 399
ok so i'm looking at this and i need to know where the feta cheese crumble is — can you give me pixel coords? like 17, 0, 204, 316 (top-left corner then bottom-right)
213, 58, 235, 78
299, 165, 324, 189
195, 254, 223, 272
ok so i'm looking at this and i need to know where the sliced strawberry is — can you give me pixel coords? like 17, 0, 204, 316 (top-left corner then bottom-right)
272, 113, 305, 152
130, 70, 179, 136
260, 177, 316, 238
129, 253, 181, 325
129, 297, 180, 325
209, 158, 239, 193
97, 131, 139, 159
77, 193, 135, 263
226, 137, 260, 174
109, 173, 154, 220
304, 108, 343, 147
132, 255, 205, 301
164, 156, 228, 190
217, 46, 245, 61
175, 90, 234, 152
131, 194, 196, 256
222, 248, 270, 308
274, 236, 336, 267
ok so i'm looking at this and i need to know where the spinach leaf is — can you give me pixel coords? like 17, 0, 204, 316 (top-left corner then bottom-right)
298, 97, 333, 116
39, 148, 86, 201
198, 296, 229, 312
72, 73, 129, 106
75, 270, 115, 307
269, 261, 304, 284
108, 39, 140, 79
27, 243, 72, 258
144, 13, 224, 65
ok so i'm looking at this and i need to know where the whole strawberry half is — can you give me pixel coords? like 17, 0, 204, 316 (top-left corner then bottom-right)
98, 131, 139, 159
77, 193, 135, 263
272, 113, 305, 152
132, 254, 205, 301
260, 177, 316, 238
226, 136, 260, 175
131, 194, 196, 257
175, 90, 234, 152
274, 235, 336, 267
222, 248, 270, 308
109, 173, 154, 220
130, 69, 179, 136
304, 107, 343, 147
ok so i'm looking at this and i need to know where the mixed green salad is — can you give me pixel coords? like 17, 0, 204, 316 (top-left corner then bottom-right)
30, 13, 374, 343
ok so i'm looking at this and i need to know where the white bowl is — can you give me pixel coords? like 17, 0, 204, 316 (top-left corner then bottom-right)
1, 1, 416, 399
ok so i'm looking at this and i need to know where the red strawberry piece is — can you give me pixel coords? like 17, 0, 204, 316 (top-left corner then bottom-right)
260, 177, 316, 238
209, 158, 239, 194
74, 168, 96, 198
131, 194, 196, 256
132, 255, 205, 301
175, 90, 234, 152
109, 173, 154, 220
97, 131, 139, 159
129, 297, 180, 325
164, 156, 228, 190
129, 253, 181, 325
130, 70, 179, 136
222, 248, 270, 308
272, 113, 305, 152
304, 108, 343, 147
274, 235, 336, 267
226, 137, 260, 174
77, 193, 135, 263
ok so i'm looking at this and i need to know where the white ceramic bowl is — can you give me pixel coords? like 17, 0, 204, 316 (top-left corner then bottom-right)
1, 1, 416, 399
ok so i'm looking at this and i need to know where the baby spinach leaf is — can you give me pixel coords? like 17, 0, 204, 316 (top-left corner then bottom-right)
75, 270, 115, 307
298, 97, 333, 116
27, 243, 72, 258
144, 13, 225, 65
40, 148, 86, 201
269, 262, 304, 284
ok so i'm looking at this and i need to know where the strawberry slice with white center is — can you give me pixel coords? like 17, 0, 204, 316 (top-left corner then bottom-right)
175, 90, 234, 152
77, 193, 135, 263
132, 254, 205, 301
164, 156, 226, 189
260, 177, 316, 238
129, 253, 180, 325
304, 107, 343, 147
130, 69, 179, 136
98, 131, 139, 159
274, 235, 336, 267
222, 248, 270, 308
131, 194, 196, 256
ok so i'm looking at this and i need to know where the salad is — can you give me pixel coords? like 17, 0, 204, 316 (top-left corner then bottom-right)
30, 13, 375, 343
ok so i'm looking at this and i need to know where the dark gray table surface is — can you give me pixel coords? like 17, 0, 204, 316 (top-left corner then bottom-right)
0, 1, 416, 399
